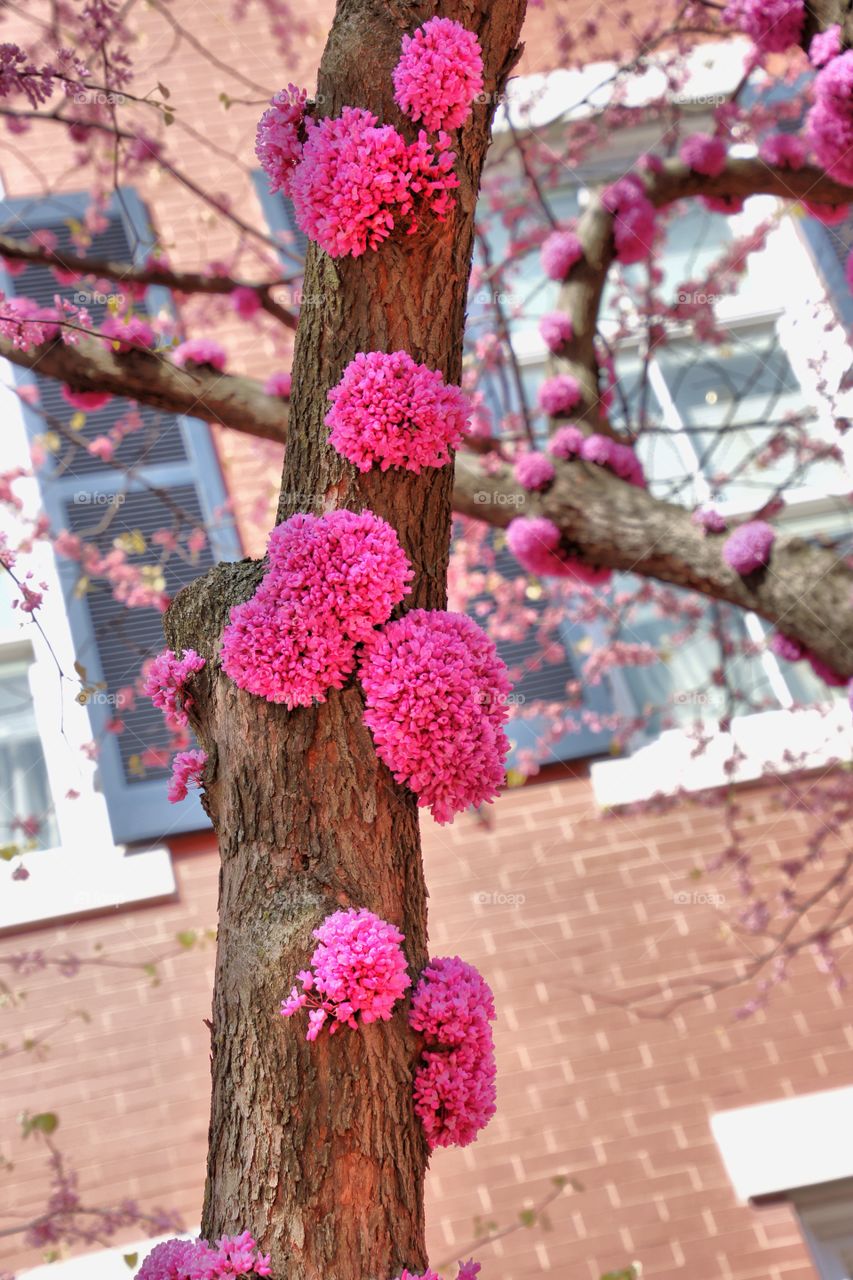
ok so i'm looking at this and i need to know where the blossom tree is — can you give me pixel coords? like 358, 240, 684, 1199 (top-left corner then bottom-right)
1, 0, 853, 1277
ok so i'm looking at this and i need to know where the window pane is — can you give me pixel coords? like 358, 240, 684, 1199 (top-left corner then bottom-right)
0, 661, 58, 853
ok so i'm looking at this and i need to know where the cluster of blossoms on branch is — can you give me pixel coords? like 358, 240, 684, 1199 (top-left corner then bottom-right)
280, 909, 411, 1040
409, 956, 497, 1148
136, 1231, 271, 1279
398, 1263, 480, 1280
256, 17, 484, 258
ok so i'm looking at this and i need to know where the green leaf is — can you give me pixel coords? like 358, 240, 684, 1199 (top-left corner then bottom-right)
21, 1111, 58, 1137
123, 1254, 139, 1269
163, 111, 175, 126
157, 82, 170, 99
176, 930, 198, 949
519, 1209, 536, 1228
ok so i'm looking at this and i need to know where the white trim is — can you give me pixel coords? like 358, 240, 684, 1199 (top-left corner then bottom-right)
0, 842, 175, 932
19, 1230, 199, 1279
592, 701, 853, 809
711, 1087, 853, 1201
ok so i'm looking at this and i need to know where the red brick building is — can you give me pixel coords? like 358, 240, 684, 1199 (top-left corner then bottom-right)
1, 4, 852, 1280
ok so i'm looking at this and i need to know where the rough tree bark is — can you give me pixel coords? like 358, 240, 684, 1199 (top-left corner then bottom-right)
163, 3, 527, 1278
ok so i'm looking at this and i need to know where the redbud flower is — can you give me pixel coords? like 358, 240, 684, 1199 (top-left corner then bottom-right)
101, 313, 156, 352
280, 908, 411, 1039
255, 84, 307, 196
680, 133, 727, 177
539, 311, 573, 352
759, 133, 806, 169
513, 451, 555, 491
393, 17, 484, 132
538, 374, 582, 416
506, 516, 612, 585
810, 23, 841, 66
60, 386, 112, 412
231, 286, 261, 319
548, 424, 584, 459
602, 176, 657, 264
144, 649, 206, 730
172, 338, 227, 371
326, 351, 470, 473
769, 631, 805, 662
264, 371, 292, 397
540, 229, 583, 281
359, 610, 511, 824
167, 749, 207, 804
808, 52, 853, 186
723, 0, 804, 51
722, 520, 776, 574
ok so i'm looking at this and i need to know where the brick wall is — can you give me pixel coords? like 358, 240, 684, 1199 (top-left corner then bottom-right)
4, 773, 848, 1279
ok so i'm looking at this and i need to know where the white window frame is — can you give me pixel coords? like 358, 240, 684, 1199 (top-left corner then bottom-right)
0, 366, 175, 932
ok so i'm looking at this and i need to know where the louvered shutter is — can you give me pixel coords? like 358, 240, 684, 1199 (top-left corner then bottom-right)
0, 191, 238, 843
251, 172, 308, 269
459, 530, 615, 766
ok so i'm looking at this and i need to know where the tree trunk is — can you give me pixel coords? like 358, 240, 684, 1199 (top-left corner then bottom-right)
164, 4, 527, 1278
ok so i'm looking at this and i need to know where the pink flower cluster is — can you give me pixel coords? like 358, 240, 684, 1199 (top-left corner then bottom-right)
264, 371, 292, 397
722, 520, 776, 573
506, 516, 612, 586
539, 311, 573, 352
758, 133, 806, 169
397, 1265, 479, 1280
101, 313, 156, 352
602, 175, 657, 264
409, 956, 497, 1148
810, 24, 841, 66
144, 649, 206, 730
393, 17, 484, 132
255, 84, 307, 196
514, 451, 555, 491
723, 0, 804, 51
769, 631, 846, 686
290, 108, 458, 258
136, 1231, 271, 1279
172, 338, 227, 371
167, 749, 207, 804
692, 506, 728, 534
326, 351, 470, 474
548, 424, 583, 459
61, 385, 112, 412
359, 610, 511, 824
679, 133, 727, 177
540, 229, 583, 281
538, 374, 582, 416
221, 510, 412, 707
545, 428, 645, 487
808, 51, 853, 188
280, 908, 411, 1040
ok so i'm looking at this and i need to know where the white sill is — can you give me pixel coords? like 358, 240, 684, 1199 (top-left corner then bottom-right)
19, 1231, 199, 1278
591, 702, 853, 810
712, 1086, 853, 1201
0, 843, 176, 933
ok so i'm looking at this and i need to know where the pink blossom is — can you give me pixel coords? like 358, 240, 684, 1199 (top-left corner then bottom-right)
802, 200, 850, 224
143, 649, 206, 730
722, 520, 776, 574
769, 631, 805, 662
222, 510, 412, 707
409, 956, 497, 1148
759, 133, 806, 169
230, 286, 261, 319
167, 749, 207, 804
548, 424, 584, 459
807, 51, 853, 187
723, 0, 804, 51
172, 338, 227, 371
540, 229, 583, 281
700, 194, 744, 215
136, 1231, 271, 1279
326, 351, 470, 473
538, 310, 573, 352
393, 17, 484, 132
101, 313, 156, 352
538, 374, 582, 416
280, 908, 411, 1039
87, 435, 114, 461
60, 385, 112, 412
810, 23, 841, 66
602, 176, 657, 264
255, 84, 307, 196
359, 609, 511, 824
264, 371, 292, 397
692, 506, 728, 534
680, 133, 727, 177
514, 451, 555, 491
290, 107, 458, 259
506, 515, 612, 585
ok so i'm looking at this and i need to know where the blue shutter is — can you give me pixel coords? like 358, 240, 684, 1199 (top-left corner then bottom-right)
251, 172, 308, 268
459, 529, 615, 765
799, 210, 853, 331
0, 190, 239, 844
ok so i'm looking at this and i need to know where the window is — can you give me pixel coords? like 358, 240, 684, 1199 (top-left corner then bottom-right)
0, 189, 239, 848
0, 629, 58, 854
795, 1181, 853, 1280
